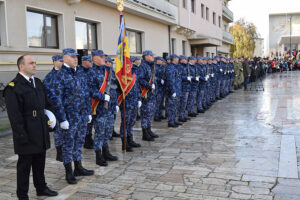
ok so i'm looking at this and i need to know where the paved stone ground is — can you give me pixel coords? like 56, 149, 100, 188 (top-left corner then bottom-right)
1, 71, 300, 200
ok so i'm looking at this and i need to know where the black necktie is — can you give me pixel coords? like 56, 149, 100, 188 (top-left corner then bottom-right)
29, 78, 34, 88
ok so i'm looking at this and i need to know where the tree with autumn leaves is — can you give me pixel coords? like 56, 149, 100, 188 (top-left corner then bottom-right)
229, 18, 258, 58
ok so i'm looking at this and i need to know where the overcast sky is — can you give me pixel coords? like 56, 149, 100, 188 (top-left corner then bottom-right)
228, 0, 300, 54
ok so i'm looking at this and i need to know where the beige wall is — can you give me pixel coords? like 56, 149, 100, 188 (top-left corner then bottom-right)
0, 0, 169, 74
178, 0, 222, 40
170, 30, 191, 56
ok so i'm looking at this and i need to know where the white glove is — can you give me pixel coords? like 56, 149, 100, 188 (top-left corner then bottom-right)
88, 115, 92, 123
152, 84, 155, 90
212, 73, 215, 77
205, 77, 208, 81
224, 72, 227, 75
104, 94, 110, 102
196, 77, 199, 81
45, 109, 56, 129
187, 76, 192, 82
220, 69, 223, 72
172, 93, 176, 98
161, 80, 164, 85
60, 120, 69, 130
116, 106, 119, 113
138, 101, 142, 108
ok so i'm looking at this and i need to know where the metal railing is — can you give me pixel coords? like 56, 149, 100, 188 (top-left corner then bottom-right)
222, 4, 233, 22
223, 30, 234, 44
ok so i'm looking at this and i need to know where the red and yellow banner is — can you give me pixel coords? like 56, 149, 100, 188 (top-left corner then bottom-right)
91, 70, 108, 115
115, 13, 135, 104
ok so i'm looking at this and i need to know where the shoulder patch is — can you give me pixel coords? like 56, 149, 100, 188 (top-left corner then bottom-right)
8, 82, 14, 87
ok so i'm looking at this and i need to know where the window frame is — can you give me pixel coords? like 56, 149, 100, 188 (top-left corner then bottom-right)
206, 7, 209, 21
213, 12, 216, 25
171, 38, 176, 54
182, 0, 186, 9
75, 19, 98, 50
127, 29, 143, 54
182, 40, 186, 55
191, 0, 195, 13
27, 9, 59, 49
218, 16, 221, 27
201, 4, 205, 19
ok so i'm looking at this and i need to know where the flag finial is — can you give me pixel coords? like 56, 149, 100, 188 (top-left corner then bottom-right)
117, 0, 124, 12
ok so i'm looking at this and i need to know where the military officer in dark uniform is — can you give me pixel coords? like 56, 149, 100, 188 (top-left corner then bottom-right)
3, 55, 58, 200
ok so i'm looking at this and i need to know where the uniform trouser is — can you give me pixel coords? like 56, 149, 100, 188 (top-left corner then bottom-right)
187, 90, 197, 114
226, 79, 230, 94
166, 95, 177, 124
94, 113, 114, 151
62, 122, 87, 164
53, 125, 63, 147
17, 152, 47, 199
202, 85, 207, 107
154, 91, 164, 119
220, 79, 226, 96
176, 94, 181, 117
216, 80, 221, 98
179, 92, 189, 119
86, 115, 96, 137
229, 78, 234, 92
141, 97, 155, 129
210, 81, 215, 101
197, 88, 205, 110
206, 85, 211, 104
120, 106, 138, 138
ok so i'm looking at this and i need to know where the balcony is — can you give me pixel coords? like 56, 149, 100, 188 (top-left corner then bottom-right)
222, 4, 233, 22
223, 30, 234, 44
89, 0, 178, 25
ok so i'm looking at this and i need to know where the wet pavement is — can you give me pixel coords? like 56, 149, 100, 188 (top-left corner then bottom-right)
1, 71, 300, 200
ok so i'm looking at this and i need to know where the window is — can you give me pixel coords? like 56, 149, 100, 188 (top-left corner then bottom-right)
201, 4, 205, 19
127, 30, 142, 54
212, 53, 214, 58
206, 7, 209, 21
75, 20, 97, 50
206, 52, 210, 57
191, 0, 195, 13
27, 10, 58, 48
213, 12, 216, 25
182, 0, 186, 8
218, 16, 221, 27
171, 38, 176, 54
182, 40, 186, 55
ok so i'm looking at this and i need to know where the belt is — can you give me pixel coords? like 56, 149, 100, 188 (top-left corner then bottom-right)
23, 109, 44, 118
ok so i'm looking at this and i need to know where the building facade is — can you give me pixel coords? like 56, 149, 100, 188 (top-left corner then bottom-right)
269, 12, 300, 57
0, 0, 234, 82
253, 38, 264, 57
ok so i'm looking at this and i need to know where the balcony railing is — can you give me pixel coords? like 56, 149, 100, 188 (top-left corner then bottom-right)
222, 4, 233, 22
223, 30, 234, 44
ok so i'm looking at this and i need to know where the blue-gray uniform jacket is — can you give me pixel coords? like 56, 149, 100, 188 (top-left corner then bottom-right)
119, 66, 141, 110
50, 65, 89, 124
204, 64, 211, 86
219, 61, 227, 80
165, 63, 177, 95
138, 59, 157, 101
210, 64, 217, 82
155, 64, 166, 93
190, 64, 199, 91
178, 63, 191, 93
175, 64, 182, 97
229, 62, 235, 79
195, 63, 206, 89
77, 66, 93, 115
91, 65, 118, 117
215, 62, 222, 80
44, 67, 59, 105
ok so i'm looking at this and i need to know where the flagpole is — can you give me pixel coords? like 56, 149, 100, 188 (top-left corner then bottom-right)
117, 1, 127, 153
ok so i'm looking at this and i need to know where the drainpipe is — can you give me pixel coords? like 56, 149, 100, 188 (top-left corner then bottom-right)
168, 25, 171, 55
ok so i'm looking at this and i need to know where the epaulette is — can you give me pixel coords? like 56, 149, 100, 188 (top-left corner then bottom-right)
8, 82, 15, 87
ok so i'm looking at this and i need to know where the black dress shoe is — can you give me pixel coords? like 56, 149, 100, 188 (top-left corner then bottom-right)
95, 150, 108, 166
147, 127, 159, 138
175, 121, 182, 126
154, 118, 161, 122
185, 117, 191, 121
161, 116, 167, 120
102, 145, 118, 161
37, 187, 58, 197
188, 113, 197, 117
198, 109, 205, 113
142, 129, 155, 141
178, 118, 187, 122
168, 123, 178, 128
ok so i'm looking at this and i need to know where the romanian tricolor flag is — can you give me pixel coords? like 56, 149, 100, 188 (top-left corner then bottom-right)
116, 13, 136, 105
